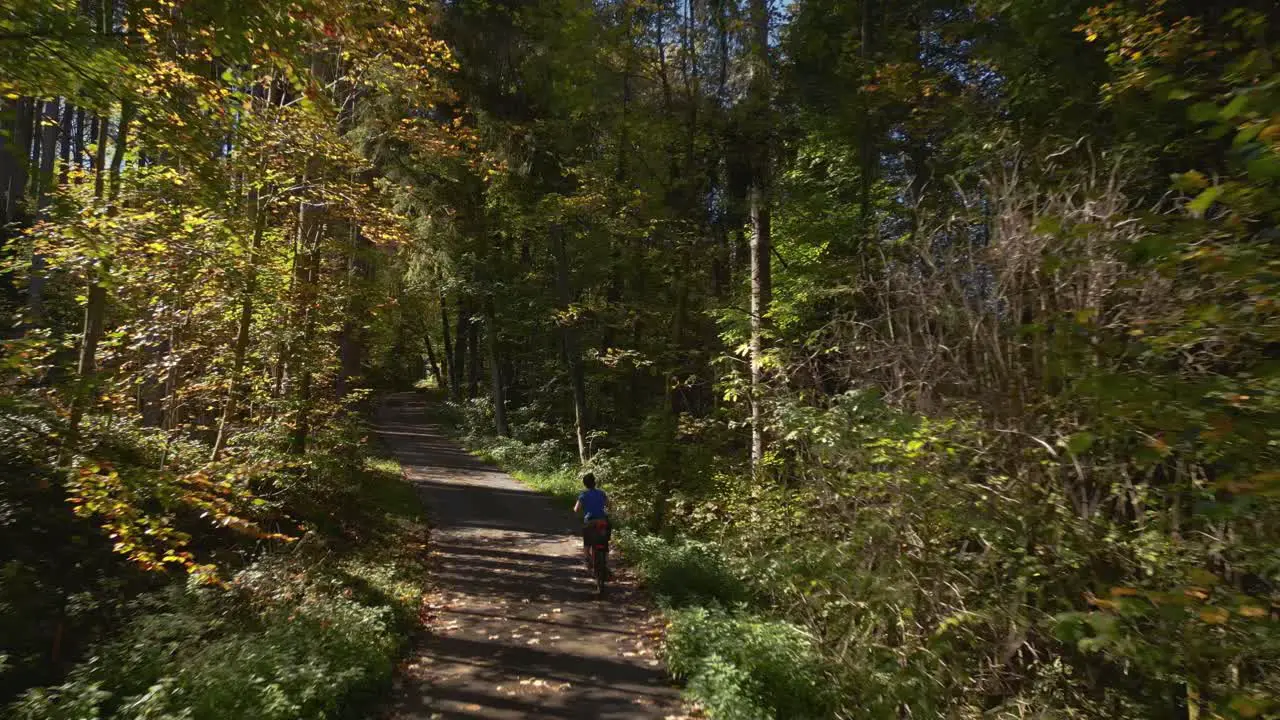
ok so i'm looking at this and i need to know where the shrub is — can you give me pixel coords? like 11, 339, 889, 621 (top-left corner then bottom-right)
455, 397, 495, 440
6, 444, 426, 719
665, 606, 836, 720
456, 418, 580, 505
618, 534, 750, 607
479, 436, 570, 476
8, 554, 415, 720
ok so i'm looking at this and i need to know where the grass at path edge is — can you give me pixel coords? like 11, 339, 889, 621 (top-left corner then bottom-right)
409, 391, 835, 719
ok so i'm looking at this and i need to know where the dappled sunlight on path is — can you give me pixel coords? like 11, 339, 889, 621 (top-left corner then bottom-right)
376, 393, 689, 720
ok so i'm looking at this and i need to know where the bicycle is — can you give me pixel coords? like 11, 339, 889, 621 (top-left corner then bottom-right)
583, 518, 611, 596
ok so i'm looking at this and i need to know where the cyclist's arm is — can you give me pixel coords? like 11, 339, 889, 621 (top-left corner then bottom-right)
573, 497, 582, 514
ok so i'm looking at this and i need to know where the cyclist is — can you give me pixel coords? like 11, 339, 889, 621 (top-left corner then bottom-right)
573, 473, 610, 567
573, 472, 608, 521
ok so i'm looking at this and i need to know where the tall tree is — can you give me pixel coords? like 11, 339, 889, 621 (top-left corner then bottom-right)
553, 224, 589, 462
747, 0, 772, 466
439, 292, 456, 397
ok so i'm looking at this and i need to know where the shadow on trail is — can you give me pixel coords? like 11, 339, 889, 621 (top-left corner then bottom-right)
376, 393, 681, 720
445, 606, 643, 638
432, 542, 584, 567
390, 632, 672, 719
376, 427, 493, 473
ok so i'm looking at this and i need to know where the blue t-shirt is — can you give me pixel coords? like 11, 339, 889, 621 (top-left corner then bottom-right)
578, 488, 607, 520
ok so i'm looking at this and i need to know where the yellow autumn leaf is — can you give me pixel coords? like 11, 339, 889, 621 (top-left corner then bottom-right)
1198, 607, 1229, 625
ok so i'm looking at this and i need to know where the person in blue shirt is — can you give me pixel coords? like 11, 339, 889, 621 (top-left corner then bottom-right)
573, 473, 610, 567
573, 472, 608, 521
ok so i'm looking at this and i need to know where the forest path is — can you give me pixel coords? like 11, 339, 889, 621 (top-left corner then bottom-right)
376, 393, 687, 720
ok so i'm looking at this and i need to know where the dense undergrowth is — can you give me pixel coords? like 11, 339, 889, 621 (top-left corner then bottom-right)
442, 386, 1280, 719
2, 407, 429, 719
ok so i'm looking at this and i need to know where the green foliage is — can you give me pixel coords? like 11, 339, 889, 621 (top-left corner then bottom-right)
9, 557, 410, 720
664, 606, 836, 720
6, 450, 427, 719
449, 397, 583, 502
617, 534, 750, 608
474, 436, 571, 479
455, 397, 498, 443
508, 466, 581, 508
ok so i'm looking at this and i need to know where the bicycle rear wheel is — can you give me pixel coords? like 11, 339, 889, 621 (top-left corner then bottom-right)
593, 547, 607, 595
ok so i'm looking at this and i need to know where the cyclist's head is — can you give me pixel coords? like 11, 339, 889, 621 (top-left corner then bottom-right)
582, 472, 597, 489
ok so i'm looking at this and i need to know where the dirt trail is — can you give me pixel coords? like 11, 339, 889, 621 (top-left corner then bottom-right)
376, 393, 687, 720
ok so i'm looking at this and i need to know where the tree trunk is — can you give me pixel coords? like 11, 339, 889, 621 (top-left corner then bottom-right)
454, 297, 469, 398
502, 354, 519, 408
29, 99, 59, 322
749, 184, 771, 465
35, 99, 58, 204
279, 47, 329, 424
337, 329, 360, 398
88, 117, 100, 173
440, 292, 457, 398
747, 0, 772, 467
273, 222, 301, 398
858, 0, 876, 230
483, 297, 509, 437
74, 108, 85, 178
0, 99, 16, 227
28, 108, 41, 200
7, 98, 33, 223
59, 101, 73, 185
161, 326, 182, 435
289, 186, 324, 455
92, 116, 108, 199
336, 226, 368, 400
553, 226, 589, 463
107, 103, 133, 204
211, 196, 268, 461
211, 78, 279, 459
568, 327, 590, 462
424, 332, 444, 389
66, 105, 119, 448
616, 0, 633, 183
467, 313, 480, 399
